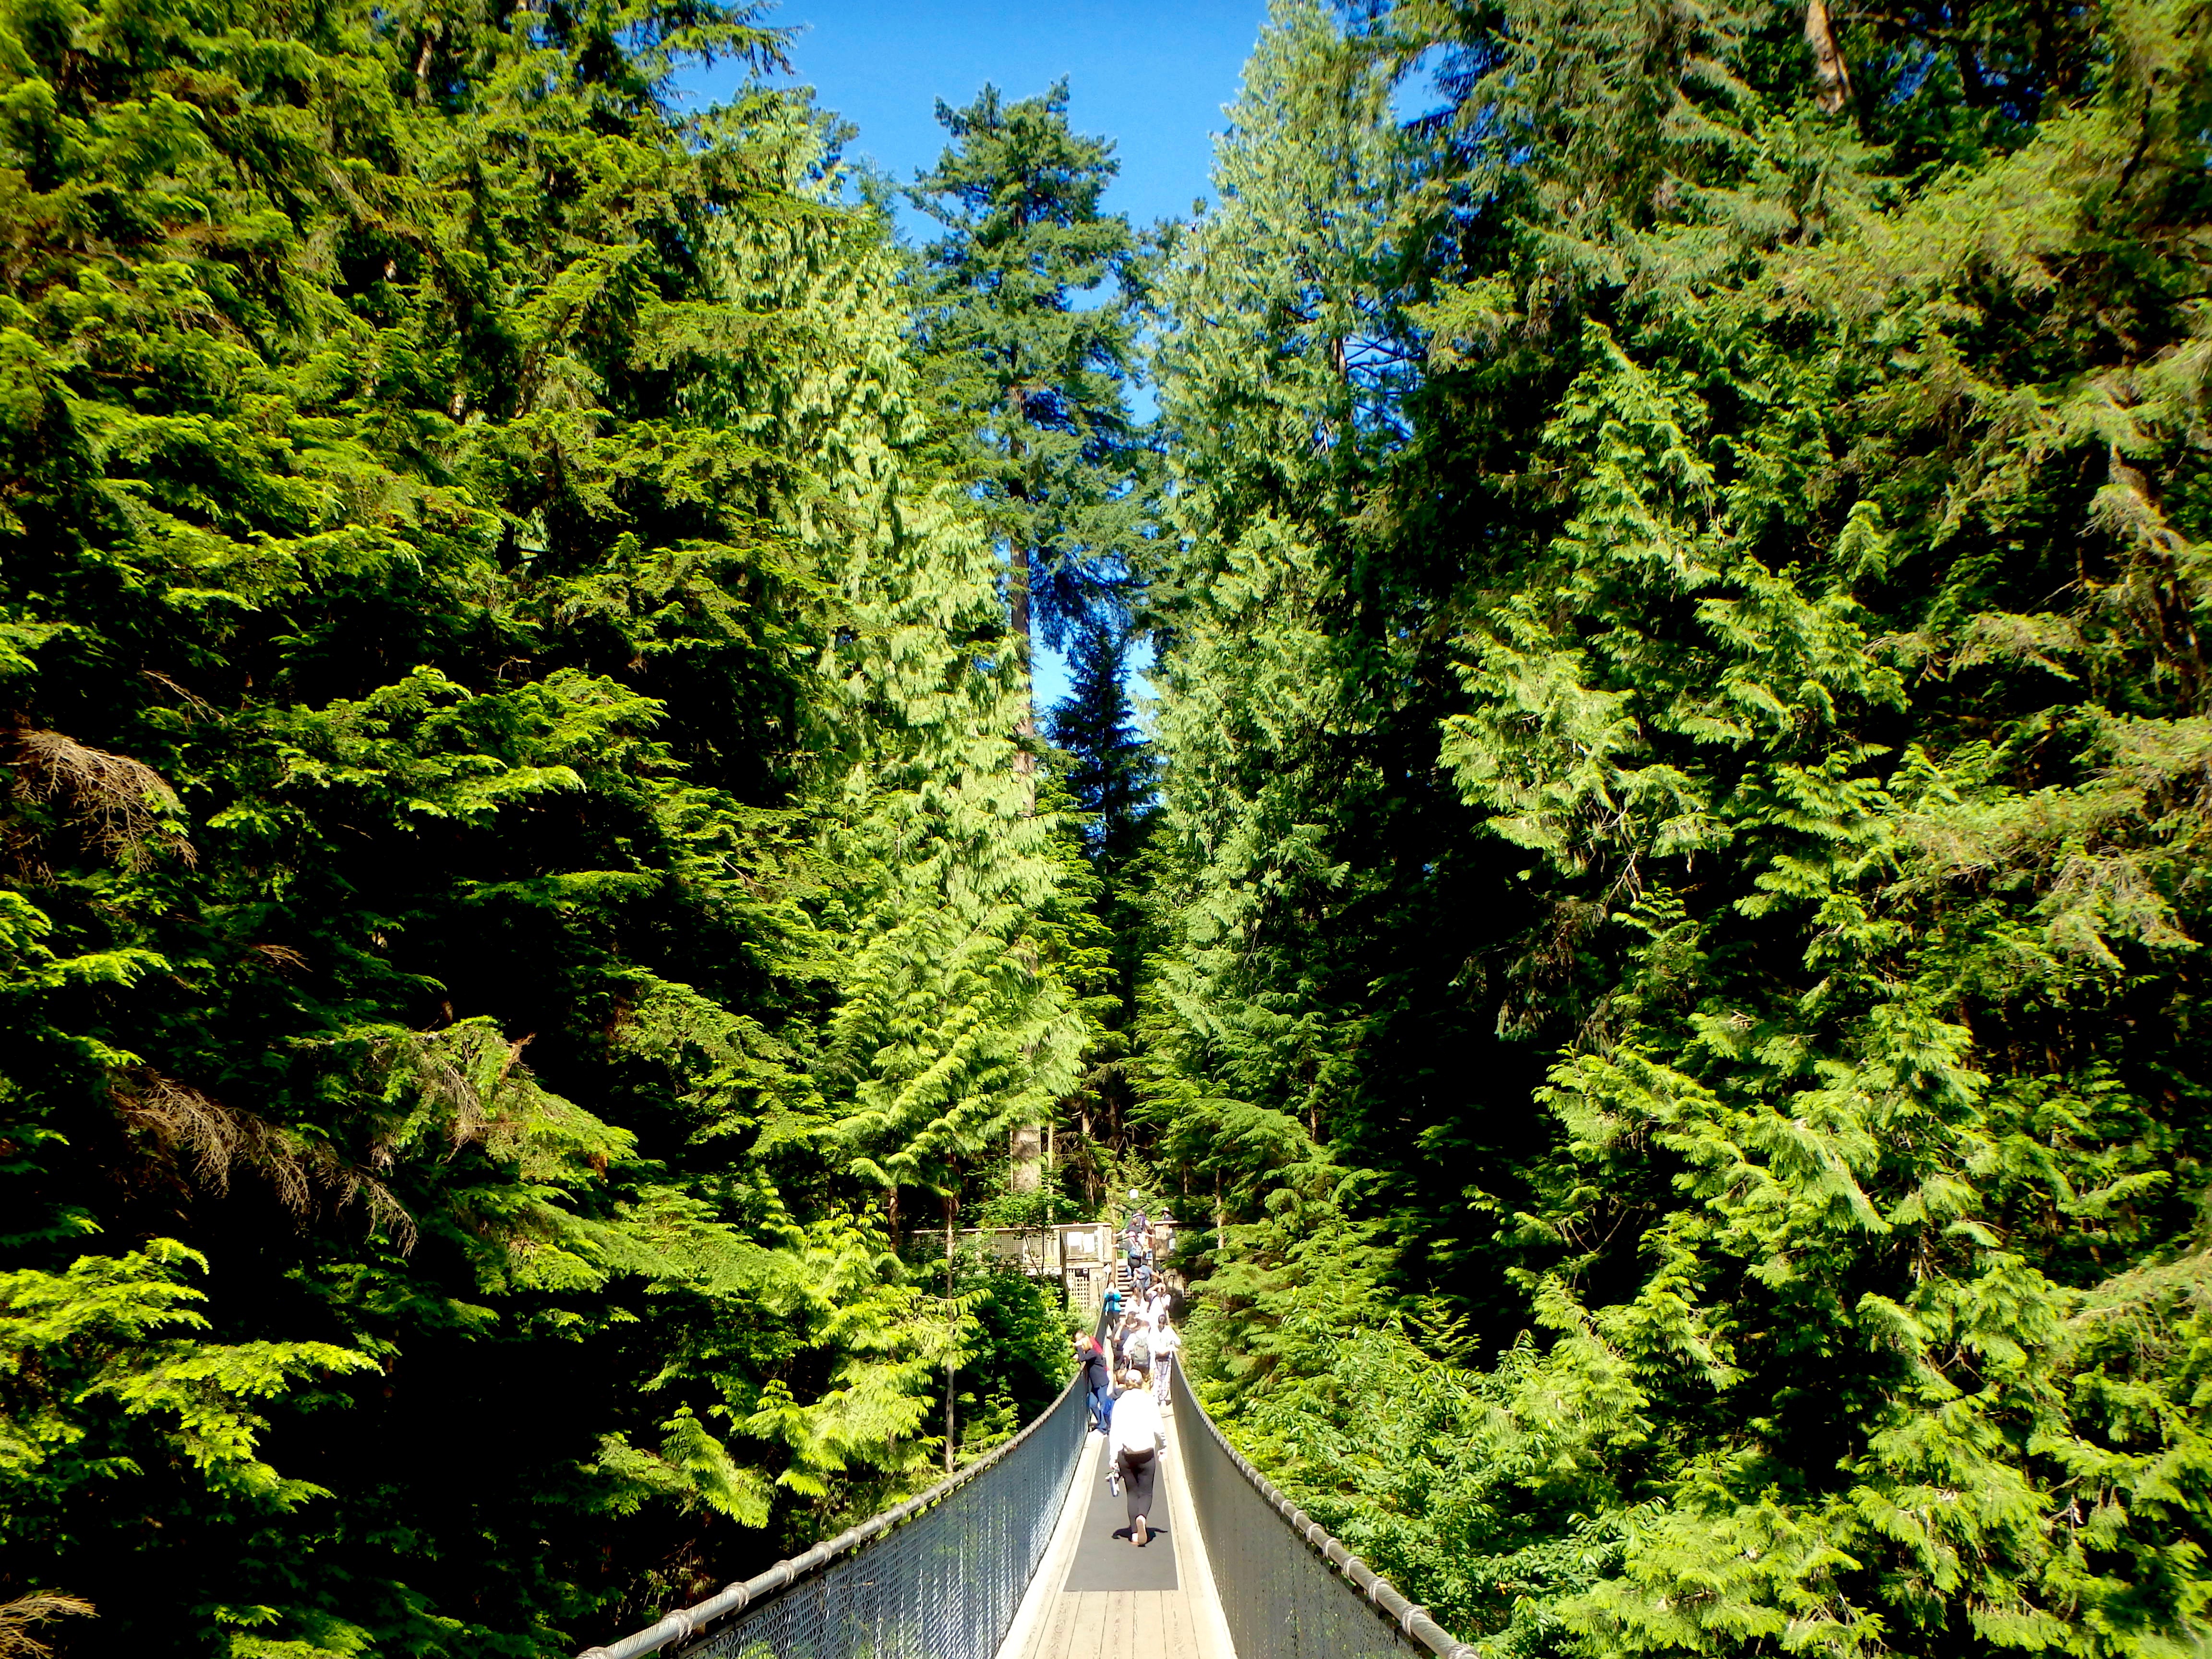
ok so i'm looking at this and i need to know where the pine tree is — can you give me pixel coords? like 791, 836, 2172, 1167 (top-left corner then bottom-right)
1044, 621, 1160, 1188
909, 81, 1148, 703
1046, 621, 1157, 873
908, 81, 1148, 1204
1137, 0, 1486, 1361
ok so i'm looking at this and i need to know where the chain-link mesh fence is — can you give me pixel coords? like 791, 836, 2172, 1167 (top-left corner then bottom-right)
580, 1356, 1088, 1659
1173, 1356, 1476, 1659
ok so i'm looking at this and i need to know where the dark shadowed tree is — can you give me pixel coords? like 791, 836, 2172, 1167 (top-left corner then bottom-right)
1046, 619, 1159, 1195
1046, 620, 1158, 874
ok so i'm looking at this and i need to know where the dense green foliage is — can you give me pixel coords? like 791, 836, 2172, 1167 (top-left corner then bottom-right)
10, 0, 2211, 1652
0, 0, 1090, 1652
1147, 1, 2212, 1657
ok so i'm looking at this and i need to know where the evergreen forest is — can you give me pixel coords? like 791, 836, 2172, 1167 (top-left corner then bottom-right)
2, 0, 2208, 1655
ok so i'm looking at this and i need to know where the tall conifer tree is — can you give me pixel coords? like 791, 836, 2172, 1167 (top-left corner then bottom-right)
909, 82, 1147, 713
1046, 622, 1157, 874
1046, 622, 1159, 1173
909, 81, 1146, 1199
1138, 0, 1464, 1330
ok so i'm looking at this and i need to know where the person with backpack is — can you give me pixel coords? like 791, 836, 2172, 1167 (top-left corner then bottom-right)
1125, 1318, 1152, 1379
1109, 1367, 1166, 1548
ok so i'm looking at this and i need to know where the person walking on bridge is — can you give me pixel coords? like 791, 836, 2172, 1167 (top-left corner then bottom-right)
1120, 1314, 1151, 1381
1075, 1334, 1113, 1434
1151, 1317, 1180, 1408
1109, 1367, 1166, 1548
1143, 1283, 1171, 1331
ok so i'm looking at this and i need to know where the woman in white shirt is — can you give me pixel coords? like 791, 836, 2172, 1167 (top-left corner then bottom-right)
1109, 1368, 1166, 1547
1151, 1319, 1180, 1406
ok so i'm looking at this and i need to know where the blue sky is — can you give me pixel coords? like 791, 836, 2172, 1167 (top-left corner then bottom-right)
682, 1, 1270, 225
678, 0, 1273, 705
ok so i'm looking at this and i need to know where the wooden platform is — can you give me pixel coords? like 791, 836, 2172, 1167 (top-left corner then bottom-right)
1018, 1585, 1209, 1659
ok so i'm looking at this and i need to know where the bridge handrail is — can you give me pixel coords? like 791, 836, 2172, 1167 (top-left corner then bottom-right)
578, 1361, 1088, 1659
1173, 1354, 1478, 1659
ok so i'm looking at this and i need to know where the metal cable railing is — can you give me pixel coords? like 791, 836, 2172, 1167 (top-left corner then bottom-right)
1173, 1355, 1477, 1659
578, 1360, 1089, 1659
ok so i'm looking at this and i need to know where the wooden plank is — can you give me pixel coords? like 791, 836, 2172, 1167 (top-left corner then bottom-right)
1066, 1590, 1107, 1659
1150, 1601, 1203, 1659
1107, 1591, 1140, 1656
1131, 1590, 1166, 1658
1026, 1585, 1214, 1658
1023, 1594, 1079, 1659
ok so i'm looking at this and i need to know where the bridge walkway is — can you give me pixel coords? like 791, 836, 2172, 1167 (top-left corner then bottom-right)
577, 1343, 1471, 1659
995, 1391, 1234, 1659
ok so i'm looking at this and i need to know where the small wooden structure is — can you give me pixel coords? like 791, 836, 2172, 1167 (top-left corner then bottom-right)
953, 1216, 1180, 1314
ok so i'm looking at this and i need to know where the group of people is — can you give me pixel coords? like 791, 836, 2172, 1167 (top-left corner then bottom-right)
1119, 1207, 1170, 1302
1072, 1205, 1181, 1550
1100, 1290, 1178, 1402
1074, 1324, 1175, 1549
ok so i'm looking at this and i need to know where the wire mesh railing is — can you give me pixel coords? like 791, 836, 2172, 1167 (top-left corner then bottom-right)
1173, 1355, 1477, 1659
577, 1363, 1088, 1659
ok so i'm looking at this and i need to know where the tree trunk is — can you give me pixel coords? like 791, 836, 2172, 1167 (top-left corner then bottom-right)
1011, 571, 1038, 780
1005, 387, 1043, 1196
1009, 538, 1036, 731
1803, 0, 1852, 113
1005, 381, 1038, 794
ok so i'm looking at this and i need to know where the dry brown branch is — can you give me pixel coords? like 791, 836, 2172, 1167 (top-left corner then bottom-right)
138, 669, 217, 717
0, 1595, 96, 1659
366, 1025, 541, 1156
412, 1038, 490, 1148
111, 1072, 417, 1250
8, 728, 195, 869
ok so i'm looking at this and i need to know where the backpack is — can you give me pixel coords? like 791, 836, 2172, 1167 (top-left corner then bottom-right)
1128, 1330, 1152, 1368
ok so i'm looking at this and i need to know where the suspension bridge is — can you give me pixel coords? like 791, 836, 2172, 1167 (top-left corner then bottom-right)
576, 1349, 1475, 1659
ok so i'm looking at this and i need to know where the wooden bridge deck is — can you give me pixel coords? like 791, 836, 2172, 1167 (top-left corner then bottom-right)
998, 1392, 1235, 1659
